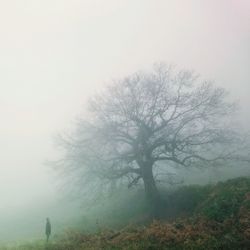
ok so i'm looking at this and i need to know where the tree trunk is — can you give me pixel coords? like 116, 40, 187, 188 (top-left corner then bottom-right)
141, 163, 162, 218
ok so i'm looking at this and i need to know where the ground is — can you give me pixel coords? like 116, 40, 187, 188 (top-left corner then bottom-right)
1, 177, 250, 250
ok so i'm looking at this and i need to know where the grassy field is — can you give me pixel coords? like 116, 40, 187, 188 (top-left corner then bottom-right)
1, 177, 250, 250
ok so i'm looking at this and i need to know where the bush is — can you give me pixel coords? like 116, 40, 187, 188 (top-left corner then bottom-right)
198, 177, 250, 222
163, 185, 211, 218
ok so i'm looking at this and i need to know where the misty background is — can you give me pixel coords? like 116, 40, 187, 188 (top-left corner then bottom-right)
0, 0, 249, 242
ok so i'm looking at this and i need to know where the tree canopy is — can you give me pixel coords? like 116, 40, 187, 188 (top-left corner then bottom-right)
56, 64, 248, 215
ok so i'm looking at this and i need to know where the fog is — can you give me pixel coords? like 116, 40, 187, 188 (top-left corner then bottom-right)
0, 0, 249, 243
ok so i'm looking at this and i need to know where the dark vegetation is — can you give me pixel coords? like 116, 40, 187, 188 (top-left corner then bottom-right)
3, 176, 250, 249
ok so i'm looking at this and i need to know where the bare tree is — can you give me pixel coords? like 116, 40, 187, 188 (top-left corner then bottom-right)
56, 64, 248, 215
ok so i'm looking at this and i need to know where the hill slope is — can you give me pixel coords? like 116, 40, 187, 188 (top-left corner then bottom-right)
1, 177, 250, 250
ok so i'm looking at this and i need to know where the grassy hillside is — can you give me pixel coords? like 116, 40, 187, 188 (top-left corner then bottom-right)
1, 176, 250, 250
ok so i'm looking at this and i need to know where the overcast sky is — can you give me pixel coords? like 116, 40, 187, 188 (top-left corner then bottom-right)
0, 0, 249, 211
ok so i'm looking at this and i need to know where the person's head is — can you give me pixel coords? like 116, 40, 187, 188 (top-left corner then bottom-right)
46, 218, 50, 222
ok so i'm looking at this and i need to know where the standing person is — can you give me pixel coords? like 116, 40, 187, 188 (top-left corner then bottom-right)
45, 218, 51, 242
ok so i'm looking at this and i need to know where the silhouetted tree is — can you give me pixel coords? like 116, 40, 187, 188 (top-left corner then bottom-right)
56, 64, 248, 216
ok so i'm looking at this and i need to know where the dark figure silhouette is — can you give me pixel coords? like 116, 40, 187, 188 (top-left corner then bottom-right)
45, 218, 51, 242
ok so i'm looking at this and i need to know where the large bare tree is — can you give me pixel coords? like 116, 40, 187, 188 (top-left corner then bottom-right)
57, 64, 248, 214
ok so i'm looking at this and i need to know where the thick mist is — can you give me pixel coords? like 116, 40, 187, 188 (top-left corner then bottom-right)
0, 0, 249, 243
